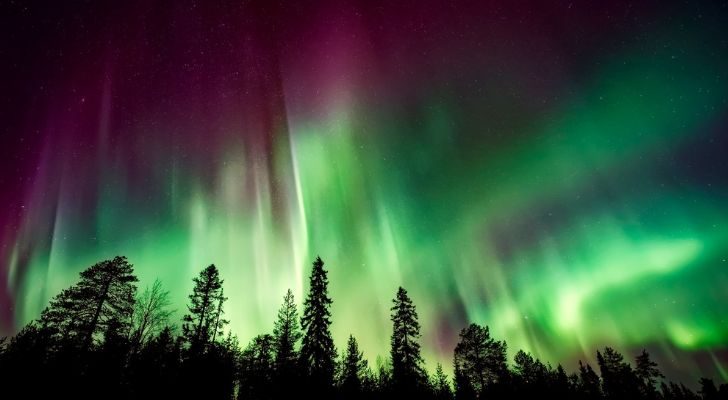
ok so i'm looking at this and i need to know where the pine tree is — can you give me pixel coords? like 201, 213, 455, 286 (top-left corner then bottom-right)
552, 364, 572, 399
340, 335, 367, 396
210, 287, 228, 344
374, 356, 393, 394
88, 317, 130, 396
578, 360, 603, 400
513, 349, 548, 385
240, 334, 276, 400
453, 323, 508, 399
597, 347, 640, 400
272, 288, 301, 397
432, 363, 454, 400
0, 322, 55, 397
40, 256, 138, 350
513, 349, 548, 397
273, 289, 301, 375
390, 286, 426, 393
182, 264, 227, 353
635, 349, 663, 399
127, 326, 182, 399
239, 334, 275, 399
299, 256, 336, 391
206, 331, 241, 400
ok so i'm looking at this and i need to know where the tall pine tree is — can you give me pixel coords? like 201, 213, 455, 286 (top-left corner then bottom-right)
299, 256, 336, 392
182, 264, 227, 353
273, 289, 302, 392
390, 286, 426, 393
40, 256, 137, 350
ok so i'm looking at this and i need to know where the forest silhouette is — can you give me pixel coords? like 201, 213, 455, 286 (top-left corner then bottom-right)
1, 255, 725, 400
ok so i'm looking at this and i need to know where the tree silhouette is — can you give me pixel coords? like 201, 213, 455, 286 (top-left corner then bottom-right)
432, 363, 454, 400
390, 286, 426, 395
130, 279, 173, 351
374, 356, 393, 394
299, 256, 336, 394
206, 332, 241, 400
240, 334, 276, 400
340, 334, 368, 398
635, 349, 663, 399
210, 287, 228, 344
662, 381, 701, 400
0, 322, 57, 398
88, 317, 130, 399
597, 347, 640, 400
551, 364, 573, 400
127, 326, 183, 400
40, 256, 137, 351
180, 264, 234, 400
1, 253, 726, 400
182, 264, 227, 353
513, 349, 549, 397
453, 323, 508, 399
698, 378, 723, 400
578, 360, 603, 400
273, 288, 301, 389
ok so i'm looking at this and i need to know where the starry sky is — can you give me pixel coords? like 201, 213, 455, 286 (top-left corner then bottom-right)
1, 0, 727, 383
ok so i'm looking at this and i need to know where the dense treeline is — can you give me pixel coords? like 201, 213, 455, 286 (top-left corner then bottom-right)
0, 255, 726, 400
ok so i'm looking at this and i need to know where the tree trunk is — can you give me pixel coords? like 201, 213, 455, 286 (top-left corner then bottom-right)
211, 293, 223, 344
84, 279, 112, 351
195, 287, 211, 348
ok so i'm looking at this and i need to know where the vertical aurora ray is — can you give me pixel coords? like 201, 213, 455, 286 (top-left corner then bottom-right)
1, 0, 727, 384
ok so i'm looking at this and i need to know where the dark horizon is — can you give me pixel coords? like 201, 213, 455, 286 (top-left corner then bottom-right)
1, 254, 725, 400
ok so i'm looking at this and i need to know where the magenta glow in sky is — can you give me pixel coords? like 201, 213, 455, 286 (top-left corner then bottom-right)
1, 1, 727, 383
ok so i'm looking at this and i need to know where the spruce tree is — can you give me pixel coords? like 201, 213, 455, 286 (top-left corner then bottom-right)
390, 286, 426, 393
40, 256, 137, 350
432, 363, 454, 400
341, 334, 367, 396
182, 264, 227, 353
299, 256, 336, 391
273, 289, 301, 373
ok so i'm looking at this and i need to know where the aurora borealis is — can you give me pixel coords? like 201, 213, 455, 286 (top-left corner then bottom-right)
1, 0, 727, 384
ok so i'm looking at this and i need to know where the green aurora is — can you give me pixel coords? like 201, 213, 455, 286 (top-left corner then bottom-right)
2, 1, 727, 383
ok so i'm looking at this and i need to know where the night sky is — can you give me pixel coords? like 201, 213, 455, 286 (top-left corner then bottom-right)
1, 0, 727, 384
